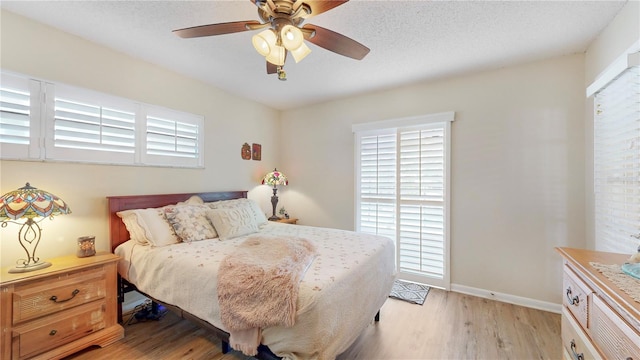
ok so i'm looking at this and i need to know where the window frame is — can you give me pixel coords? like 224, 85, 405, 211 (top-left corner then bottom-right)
353, 112, 454, 289
0, 70, 204, 168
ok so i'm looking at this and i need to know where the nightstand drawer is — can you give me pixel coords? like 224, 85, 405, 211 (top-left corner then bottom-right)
563, 265, 592, 330
12, 301, 106, 359
12, 266, 106, 325
590, 295, 640, 360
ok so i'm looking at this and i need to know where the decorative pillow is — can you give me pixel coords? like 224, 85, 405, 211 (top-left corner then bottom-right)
177, 195, 204, 205
163, 204, 218, 242
206, 198, 268, 227
206, 207, 259, 241
116, 207, 180, 247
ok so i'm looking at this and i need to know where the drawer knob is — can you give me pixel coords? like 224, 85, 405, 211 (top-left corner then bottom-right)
566, 287, 580, 306
49, 289, 80, 303
570, 340, 584, 360
49, 329, 57, 336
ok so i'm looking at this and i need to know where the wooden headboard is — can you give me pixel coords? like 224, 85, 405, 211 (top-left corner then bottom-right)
107, 191, 247, 252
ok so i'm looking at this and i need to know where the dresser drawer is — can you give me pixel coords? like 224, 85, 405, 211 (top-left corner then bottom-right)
561, 307, 602, 360
563, 265, 592, 330
12, 266, 106, 325
590, 295, 640, 360
12, 301, 106, 359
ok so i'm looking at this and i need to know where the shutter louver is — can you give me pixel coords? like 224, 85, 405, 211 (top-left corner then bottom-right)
594, 65, 640, 253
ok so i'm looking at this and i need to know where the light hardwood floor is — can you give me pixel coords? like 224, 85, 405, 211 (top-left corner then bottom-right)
65, 288, 561, 360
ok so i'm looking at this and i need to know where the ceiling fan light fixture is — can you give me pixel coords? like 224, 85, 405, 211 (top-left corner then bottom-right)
281, 25, 304, 50
252, 29, 277, 57
290, 42, 311, 63
266, 45, 286, 66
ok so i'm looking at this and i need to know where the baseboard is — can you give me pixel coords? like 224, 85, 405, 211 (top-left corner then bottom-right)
450, 283, 562, 314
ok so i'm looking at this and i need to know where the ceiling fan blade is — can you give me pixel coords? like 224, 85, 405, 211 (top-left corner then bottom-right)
302, 24, 370, 60
295, 0, 349, 18
173, 20, 262, 38
267, 61, 277, 74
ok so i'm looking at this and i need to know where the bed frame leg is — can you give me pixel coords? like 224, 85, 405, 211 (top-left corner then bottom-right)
221, 340, 231, 354
374, 310, 380, 322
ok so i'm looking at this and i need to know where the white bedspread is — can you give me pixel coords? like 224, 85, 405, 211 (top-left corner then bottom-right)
115, 222, 396, 360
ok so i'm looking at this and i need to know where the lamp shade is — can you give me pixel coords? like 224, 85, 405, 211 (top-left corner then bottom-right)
265, 44, 286, 66
0, 183, 71, 220
262, 168, 288, 186
252, 29, 277, 57
281, 25, 304, 50
290, 42, 311, 63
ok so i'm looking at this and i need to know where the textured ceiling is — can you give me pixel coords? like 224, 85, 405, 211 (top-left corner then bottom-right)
0, 0, 628, 110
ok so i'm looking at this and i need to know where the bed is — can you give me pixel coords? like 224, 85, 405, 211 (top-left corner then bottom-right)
108, 191, 396, 360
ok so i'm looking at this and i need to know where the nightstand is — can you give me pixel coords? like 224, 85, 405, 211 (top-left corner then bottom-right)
0, 252, 124, 360
272, 218, 298, 224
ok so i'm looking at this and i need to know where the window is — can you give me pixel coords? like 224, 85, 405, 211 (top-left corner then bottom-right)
0, 73, 41, 159
354, 112, 454, 289
0, 71, 204, 168
593, 63, 639, 253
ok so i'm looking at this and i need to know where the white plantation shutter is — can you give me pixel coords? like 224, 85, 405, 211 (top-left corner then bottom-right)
358, 130, 397, 241
355, 112, 453, 289
143, 106, 203, 167
1, 70, 204, 168
594, 64, 640, 253
399, 125, 446, 279
47, 84, 137, 164
0, 73, 41, 159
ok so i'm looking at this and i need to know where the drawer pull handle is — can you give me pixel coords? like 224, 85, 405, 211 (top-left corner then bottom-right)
50, 289, 80, 303
566, 287, 579, 306
570, 340, 584, 360
49, 329, 57, 336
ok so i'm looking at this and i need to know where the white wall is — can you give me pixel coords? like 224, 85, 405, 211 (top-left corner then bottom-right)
583, 0, 640, 249
0, 10, 281, 267
280, 54, 586, 305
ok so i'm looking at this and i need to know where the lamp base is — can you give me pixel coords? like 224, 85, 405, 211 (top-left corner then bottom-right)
8, 261, 52, 273
268, 215, 281, 221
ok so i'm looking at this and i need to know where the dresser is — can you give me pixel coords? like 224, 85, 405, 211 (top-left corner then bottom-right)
0, 252, 124, 360
556, 247, 640, 360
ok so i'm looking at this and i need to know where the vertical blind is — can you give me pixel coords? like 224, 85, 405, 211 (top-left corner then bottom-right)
355, 114, 452, 289
594, 65, 640, 253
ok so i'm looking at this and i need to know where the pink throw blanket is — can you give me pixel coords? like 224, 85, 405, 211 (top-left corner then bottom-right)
217, 235, 317, 356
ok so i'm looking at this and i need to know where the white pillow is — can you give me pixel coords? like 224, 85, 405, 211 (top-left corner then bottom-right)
206, 207, 259, 241
206, 198, 268, 227
116, 207, 180, 247
177, 195, 204, 205
164, 204, 218, 242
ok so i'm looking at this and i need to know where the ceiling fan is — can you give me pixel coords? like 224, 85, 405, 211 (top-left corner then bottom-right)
173, 0, 370, 80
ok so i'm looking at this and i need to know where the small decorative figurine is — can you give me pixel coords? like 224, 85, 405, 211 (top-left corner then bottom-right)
77, 236, 96, 258
628, 244, 640, 263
